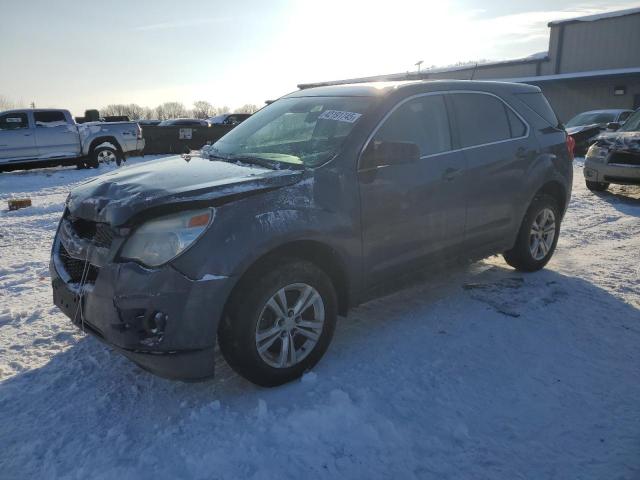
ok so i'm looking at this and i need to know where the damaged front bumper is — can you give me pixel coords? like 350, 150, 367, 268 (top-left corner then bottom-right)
50, 215, 234, 381
584, 158, 640, 185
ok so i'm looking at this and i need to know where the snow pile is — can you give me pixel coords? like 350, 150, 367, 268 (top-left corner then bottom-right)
0, 158, 639, 479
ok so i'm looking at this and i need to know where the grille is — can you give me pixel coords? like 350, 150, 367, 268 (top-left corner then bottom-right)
69, 217, 114, 248
58, 243, 99, 284
609, 152, 640, 166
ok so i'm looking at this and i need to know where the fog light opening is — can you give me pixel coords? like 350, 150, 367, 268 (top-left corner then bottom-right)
145, 311, 168, 335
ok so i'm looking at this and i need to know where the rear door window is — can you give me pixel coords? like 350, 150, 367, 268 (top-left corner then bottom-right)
0, 112, 29, 130
373, 94, 452, 156
34, 111, 67, 127
450, 93, 513, 147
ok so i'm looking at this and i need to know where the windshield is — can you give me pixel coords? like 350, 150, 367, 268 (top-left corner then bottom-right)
209, 96, 375, 167
565, 111, 616, 127
619, 110, 640, 132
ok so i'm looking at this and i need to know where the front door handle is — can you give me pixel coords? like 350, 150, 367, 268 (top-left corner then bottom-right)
442, 167, 461, 181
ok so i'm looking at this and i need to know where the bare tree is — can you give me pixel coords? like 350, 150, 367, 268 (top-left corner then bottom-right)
213, 105, 231, 116
0, 95, 25, 111
155, 102, 189, 120
140, 107, 155, 120
192, 100, 215, 119
101, 103, 147, 120
234, 104, 260, 114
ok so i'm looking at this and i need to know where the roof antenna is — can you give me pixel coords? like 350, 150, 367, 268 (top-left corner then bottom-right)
470, 62, 478, 80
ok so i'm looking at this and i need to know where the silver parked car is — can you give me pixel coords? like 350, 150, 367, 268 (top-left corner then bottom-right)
0, 109, 145, 171
584, 109, 640, 191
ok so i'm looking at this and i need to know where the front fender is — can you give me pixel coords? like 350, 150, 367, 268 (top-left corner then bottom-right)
170, 180, 359, 292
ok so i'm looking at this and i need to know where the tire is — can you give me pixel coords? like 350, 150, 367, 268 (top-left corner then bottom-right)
92, 146, 119, 167
218, 258, 337, 387
503, 194, 561, 272
585, 180, 609, 192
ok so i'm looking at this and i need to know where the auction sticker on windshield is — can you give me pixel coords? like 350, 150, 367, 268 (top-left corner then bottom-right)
318, 110, 362, 123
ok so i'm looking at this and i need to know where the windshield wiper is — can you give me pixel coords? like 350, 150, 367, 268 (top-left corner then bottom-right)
204, 152, 275, 169
228, 155, 279, 170
206, 151, 303, 170
229, 154, 306, 170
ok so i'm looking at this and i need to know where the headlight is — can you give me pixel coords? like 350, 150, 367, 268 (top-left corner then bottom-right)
120, 208, 214, 267
586, 144, 608, 163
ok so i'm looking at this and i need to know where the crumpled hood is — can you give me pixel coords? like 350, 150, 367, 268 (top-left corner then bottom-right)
594, 131, 640, 152
67, 155, 304, 226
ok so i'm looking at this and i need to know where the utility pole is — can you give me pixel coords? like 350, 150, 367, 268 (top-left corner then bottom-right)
30, 101, 35, 109
415, 60, 424, 75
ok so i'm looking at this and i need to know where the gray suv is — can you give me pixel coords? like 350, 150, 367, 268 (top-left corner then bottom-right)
50, 81, 573, 386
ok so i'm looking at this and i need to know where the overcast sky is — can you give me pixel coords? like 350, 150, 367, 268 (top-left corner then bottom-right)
1, 0, 639, 115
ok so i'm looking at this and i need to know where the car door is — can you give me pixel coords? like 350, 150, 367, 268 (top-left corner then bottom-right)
33, 110, 80, 159
448, 92, 532, 248
0, 112, 38, 162
359, 94, 467, 286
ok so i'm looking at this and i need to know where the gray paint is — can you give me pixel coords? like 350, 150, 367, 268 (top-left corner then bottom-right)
50, 80, 573, 380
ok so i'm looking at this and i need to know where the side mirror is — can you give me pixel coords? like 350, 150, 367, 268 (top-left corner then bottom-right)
606, 122, 620, 131
360, 140, 420, 169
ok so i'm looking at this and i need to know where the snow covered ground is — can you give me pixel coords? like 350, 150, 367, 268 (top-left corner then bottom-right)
0, 156, 638, 479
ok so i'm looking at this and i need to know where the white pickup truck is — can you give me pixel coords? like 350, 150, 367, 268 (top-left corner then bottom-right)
0, 108, 145, 171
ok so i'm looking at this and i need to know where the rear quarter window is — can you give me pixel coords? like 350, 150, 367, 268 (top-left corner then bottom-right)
515, 92, 559, 127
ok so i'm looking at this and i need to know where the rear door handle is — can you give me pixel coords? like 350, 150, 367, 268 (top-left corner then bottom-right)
442, 167, 461, 181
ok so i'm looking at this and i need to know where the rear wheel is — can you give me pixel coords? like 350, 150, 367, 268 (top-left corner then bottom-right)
93, 146, 120, 167
585, 180, 609, 192
503, 194, 561, 272
218, 259, 337, 387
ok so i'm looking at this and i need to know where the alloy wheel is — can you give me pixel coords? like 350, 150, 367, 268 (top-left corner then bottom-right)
97, 149, 117, 163
529, 208, 556, 261
255, 283, 325, 369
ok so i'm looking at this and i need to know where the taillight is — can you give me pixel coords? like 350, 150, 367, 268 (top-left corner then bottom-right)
566, 135, 575, 161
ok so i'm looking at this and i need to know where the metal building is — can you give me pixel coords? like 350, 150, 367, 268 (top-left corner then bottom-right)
298, 7, 640, 122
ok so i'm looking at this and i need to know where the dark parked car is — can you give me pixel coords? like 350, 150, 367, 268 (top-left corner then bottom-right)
103, 115, 131, 123
584, 108, 640, 191
158, 118, 210, 127
565, 109, 634, 155
50, 80, 572, 386
138, 119, 162, 126
208, 113, 252, 126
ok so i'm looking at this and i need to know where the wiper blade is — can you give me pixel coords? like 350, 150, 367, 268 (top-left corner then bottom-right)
205, 152, 229, 161
227, 155, 282, 170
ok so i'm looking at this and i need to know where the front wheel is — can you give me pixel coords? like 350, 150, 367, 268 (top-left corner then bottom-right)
218, 259, 337, 387
503, 194, 561, 272
585, 180, 609, 192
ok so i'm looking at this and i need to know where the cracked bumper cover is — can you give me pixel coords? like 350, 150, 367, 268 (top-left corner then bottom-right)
50, 246, 235, 381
